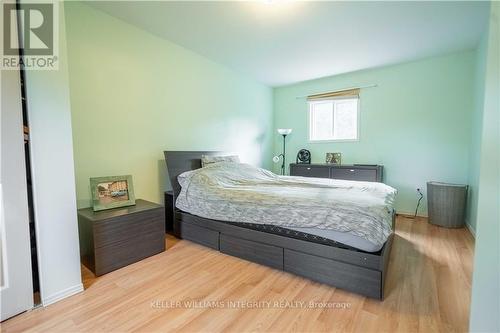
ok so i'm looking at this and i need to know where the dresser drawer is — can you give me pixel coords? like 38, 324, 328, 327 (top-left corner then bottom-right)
331, 168, 378, 182
290, 165, 330, 178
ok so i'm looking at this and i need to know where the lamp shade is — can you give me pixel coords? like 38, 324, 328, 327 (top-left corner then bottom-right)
277, 128, 292, 135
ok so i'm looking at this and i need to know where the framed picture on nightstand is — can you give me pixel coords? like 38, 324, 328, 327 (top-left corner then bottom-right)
90, 175, 136, 211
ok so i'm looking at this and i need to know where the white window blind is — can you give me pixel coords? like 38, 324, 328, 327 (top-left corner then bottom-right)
309, 97, 359, 141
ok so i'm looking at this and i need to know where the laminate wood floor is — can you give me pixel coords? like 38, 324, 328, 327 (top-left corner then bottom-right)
1, 216, 474, 333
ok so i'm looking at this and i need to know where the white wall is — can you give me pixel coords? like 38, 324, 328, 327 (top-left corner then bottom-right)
469, 2, 500, 332
23, 1, 82, 305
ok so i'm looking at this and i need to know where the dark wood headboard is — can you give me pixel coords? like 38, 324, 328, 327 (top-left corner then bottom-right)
164, 151, 222, 202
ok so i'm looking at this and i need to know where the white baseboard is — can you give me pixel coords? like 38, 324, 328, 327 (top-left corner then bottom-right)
399, 212, 476, 237
395, 210, 428, 218
42, 283, 84, 306
465, 222, 476, 238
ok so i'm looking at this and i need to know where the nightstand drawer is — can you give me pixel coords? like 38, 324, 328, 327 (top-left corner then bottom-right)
331, 168, 377, 182
94, 230, 164, 275
93, 210, 163, 248
290, 165, 330, 178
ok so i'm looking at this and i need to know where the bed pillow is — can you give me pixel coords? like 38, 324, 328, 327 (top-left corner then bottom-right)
201, 155, 240, 167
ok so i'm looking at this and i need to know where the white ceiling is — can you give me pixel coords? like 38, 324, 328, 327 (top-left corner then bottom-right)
87, 1, 490, 87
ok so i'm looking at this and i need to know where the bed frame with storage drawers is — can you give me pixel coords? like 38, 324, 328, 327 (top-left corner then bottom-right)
164, 151, 394, 300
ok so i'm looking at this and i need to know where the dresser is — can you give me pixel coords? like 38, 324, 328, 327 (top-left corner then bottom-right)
290, 163, 384, 182
78, 199, 165, 276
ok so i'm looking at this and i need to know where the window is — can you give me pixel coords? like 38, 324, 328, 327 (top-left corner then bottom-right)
309, 97, 359, 141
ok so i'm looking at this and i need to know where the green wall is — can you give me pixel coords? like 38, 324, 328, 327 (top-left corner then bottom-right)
467, 34, 488, 234
273, 51, 476, 215
64, 2, 273, 208
469, 2, 500, 332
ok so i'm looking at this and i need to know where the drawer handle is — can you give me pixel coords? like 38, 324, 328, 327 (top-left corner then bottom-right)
307, 167, 311, 170
349, 169, 355, 172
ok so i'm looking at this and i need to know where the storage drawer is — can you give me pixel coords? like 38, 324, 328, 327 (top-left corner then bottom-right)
220, 234, 283, 270
182, 221, 220, 250
290, 165, 330, 178
93, 210, 164, 249
331, 167, 378, 182
284, 249, 382, 299
95, 231, 164, 275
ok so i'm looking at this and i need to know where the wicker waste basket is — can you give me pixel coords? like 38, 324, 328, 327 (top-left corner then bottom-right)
427, 181, 468, 228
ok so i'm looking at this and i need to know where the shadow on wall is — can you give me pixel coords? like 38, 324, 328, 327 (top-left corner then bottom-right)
156, 128, 270, 202
78, 184, 93, 209
156, 118, 271, 199
223, 119, 267, 167
158, 159, 169, 201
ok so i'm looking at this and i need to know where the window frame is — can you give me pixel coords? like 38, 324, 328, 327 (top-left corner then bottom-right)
308, 97, 360, 143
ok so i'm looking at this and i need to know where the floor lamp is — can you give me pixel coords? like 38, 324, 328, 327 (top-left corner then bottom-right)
273, 128, 292, 175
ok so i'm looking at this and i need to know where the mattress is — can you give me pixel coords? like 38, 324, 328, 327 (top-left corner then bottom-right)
176, 162, 397, 252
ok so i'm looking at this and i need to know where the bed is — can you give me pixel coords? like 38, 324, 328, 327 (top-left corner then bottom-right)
164, 151, 395, 299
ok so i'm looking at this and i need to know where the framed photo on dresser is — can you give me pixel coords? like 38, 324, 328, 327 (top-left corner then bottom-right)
326, 152, 342, 165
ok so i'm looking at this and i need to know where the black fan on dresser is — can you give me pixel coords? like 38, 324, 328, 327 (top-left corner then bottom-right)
296, 149, 311, 164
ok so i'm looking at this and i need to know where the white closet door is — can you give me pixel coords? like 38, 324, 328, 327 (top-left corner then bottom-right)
0, 9, 34, 320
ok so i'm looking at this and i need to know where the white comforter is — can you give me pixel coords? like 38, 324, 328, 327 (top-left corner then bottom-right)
176, 162, 397, 249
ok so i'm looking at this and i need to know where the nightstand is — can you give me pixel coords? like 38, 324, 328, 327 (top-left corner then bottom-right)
164, 191, 180, 238
78, 199, 165, 276
164, 190, 174, 235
